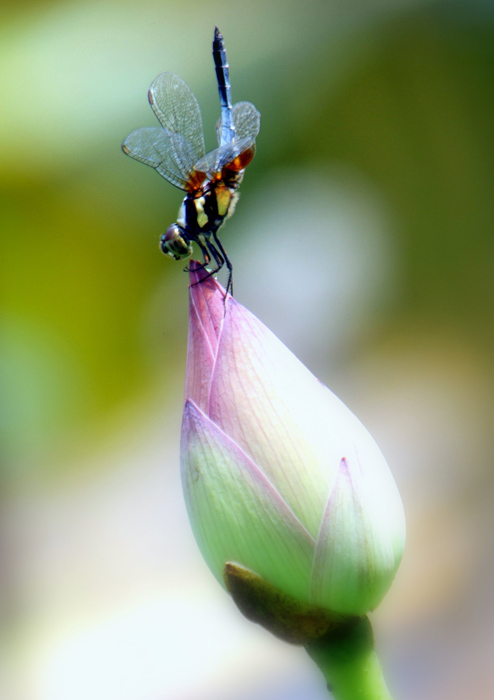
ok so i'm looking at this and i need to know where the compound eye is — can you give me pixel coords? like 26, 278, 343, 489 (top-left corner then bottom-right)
160, 224, 193, 261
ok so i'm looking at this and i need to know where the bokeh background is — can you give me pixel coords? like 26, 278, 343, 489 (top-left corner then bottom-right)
1, 0, 494, 698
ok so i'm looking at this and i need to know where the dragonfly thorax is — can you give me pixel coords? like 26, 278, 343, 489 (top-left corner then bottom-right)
161, 183, 239, 263
183, 183, 237, 234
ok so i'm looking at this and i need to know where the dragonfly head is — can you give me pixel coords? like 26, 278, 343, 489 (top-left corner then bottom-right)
160, 224, 193, 261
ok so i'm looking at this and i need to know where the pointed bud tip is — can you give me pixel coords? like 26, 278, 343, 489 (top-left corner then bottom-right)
187, 261, 234, 355
188, 260, 223, 290
188, 260, 235, 308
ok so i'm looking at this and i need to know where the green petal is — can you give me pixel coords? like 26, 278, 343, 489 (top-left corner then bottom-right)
310, 457, 401, 615
181, 400, 315, 603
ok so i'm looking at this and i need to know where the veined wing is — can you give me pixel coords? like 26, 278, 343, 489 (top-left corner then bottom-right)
194, 136, 256, 180
216, 102, 260, 147
197, 103, 260, 178
148, 73, 205, 172
122, 127, 190, 190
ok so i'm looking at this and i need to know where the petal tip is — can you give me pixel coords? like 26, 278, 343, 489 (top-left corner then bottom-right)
187, 262, 228, 351
183, 398, 203, 422
188, 261, 226, 297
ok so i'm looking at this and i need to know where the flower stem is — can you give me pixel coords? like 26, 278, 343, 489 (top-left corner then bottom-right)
306, 616, 393, 700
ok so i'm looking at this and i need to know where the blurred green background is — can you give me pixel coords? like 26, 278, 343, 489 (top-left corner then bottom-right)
1, 1, 493, 699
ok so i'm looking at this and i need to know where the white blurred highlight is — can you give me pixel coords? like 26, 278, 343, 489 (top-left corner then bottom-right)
231, 166, 399, 371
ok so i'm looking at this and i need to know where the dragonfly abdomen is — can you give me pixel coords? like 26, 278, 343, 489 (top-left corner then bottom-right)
213, 27, 235, 146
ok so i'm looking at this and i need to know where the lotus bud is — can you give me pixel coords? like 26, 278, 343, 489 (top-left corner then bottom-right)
181, 263, 405, 636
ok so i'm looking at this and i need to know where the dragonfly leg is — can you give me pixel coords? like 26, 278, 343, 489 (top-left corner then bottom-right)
189, 239, 225, 288
184, 239, 210, 273
212, 231, 233, 296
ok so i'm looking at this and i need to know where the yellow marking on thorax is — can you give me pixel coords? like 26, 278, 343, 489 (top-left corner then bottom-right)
215, 185, 233, 217
194, 196, 208, 228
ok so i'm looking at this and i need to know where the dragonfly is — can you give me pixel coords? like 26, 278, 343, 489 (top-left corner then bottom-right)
122, 27, 260, 295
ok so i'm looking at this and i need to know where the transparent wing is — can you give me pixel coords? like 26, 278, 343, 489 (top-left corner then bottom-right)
202, 103, 259, 177
194, 136, 256, 179
122, 127, 189, 190
216, 102, 260, 147
148, 72, 205, 173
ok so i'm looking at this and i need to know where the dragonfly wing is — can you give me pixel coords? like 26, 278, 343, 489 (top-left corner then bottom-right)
232, 102, 260, 142
194, 136, 256, 179
193, 148, 221, 178
122, 126, 189, 190
148, 73, 205, 171
217, 136, 256, 172
216, 101, 260, 146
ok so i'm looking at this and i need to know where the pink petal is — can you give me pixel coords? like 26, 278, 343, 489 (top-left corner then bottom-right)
185, 262, 226, 408
188, 261, 225, 354
207, 296, 339, 537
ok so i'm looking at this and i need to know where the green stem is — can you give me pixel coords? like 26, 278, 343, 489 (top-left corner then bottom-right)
306, 616, 393, 700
